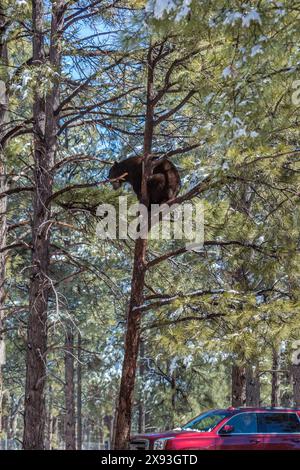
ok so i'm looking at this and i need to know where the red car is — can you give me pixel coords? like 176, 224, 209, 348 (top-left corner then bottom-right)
130, 407, 300, 450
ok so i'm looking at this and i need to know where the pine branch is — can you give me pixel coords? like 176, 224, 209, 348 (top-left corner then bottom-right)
147, 240, 278, 269
0, 186, 34, 200
154, 90, 195, 126
133, 288, 239, 313
146, 312, 225, 330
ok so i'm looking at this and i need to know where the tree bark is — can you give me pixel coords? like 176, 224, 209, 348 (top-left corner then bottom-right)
65, 323, 76, 450
170, 370, 177, 429
23, 0, 65, 449
231, 364, 246, 407
86, 419, 90, 450
113, 45, 155, 450
0, 1, 8, 435
7, 393, 22, 442
99, 423, 103, 449
1, 390, 8, 437
111, 397, 118, 450
291, 365, 300, 407
271, 347, 280, 407
77, 332, 82, 450
7, 395, 14, 441
45, 385, 53, 450
113, 237, 147, 449
246, 365, 260, 406
51, 416, 58, 449
138, 339, 145, 434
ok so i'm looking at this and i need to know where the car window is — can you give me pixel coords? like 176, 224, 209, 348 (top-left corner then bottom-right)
182, 411, 229, 432
220, 413, 257, 434
257, 413, 300, 433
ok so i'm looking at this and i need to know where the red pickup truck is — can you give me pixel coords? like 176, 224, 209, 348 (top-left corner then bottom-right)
130, 407, 300, 450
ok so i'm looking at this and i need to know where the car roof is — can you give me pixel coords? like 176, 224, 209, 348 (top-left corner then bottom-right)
224, 407, 300, 413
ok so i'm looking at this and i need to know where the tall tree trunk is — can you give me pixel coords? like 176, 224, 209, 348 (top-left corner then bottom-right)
106, 415, 114, 449
23, 0, 65, 449
103, 415, 112, 446
65, 323, 76, 450
45, 385, 53, 450
170, 370, 177, 429
113, 237, 147, 449
1, 391, 8, 437
99, 422, 103, 449
57, 414, 64, 448
246, 365, 260, 406
231, 364, 246, 407
271, 347, 280, 407
7, 394, 17, 441
8, 395, 14, 442
77, 332, 82, 450
86, 419, 90, 450
138, 339, 145, 434
114, 45, 155, 450
0, 1, 8, 435
111, 397, 118, 449
291, 365, 300, 407
52, 416, 58, 449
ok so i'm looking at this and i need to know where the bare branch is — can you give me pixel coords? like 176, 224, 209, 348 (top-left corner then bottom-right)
147, 239, 278, 269
51, 155, 113, 172
48, 172, 127, 204
0, 186, 34, 200
154, 90, 195, 126
0, 241, 31, 254
59, 87, 140, 133
133, 288, 239, 313
152, 143, 201, 167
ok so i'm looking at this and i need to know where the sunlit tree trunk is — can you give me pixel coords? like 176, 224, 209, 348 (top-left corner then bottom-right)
271, 347, 280, 407
45, 385, 53, 450
50, 416, 58, 449
138, 339, 145, 434
231, 364, 246, 407
65, 323, 76, 450
169, 368, 177, 429
246, 365, 260, 406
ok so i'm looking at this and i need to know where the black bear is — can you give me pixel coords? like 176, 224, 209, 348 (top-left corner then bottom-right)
108, 156, 181, 206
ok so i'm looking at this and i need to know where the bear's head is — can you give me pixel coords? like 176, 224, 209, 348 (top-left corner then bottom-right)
108, 162, 127, 190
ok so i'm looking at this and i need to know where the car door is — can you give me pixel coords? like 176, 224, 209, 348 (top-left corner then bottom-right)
216, 412, 264, 450
257, 412, 300, 450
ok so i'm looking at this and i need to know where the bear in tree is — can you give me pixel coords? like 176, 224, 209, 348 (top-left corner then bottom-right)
108, 156, 181, 206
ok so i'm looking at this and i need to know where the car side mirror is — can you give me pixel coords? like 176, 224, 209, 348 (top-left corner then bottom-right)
220, 424, 234, 435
